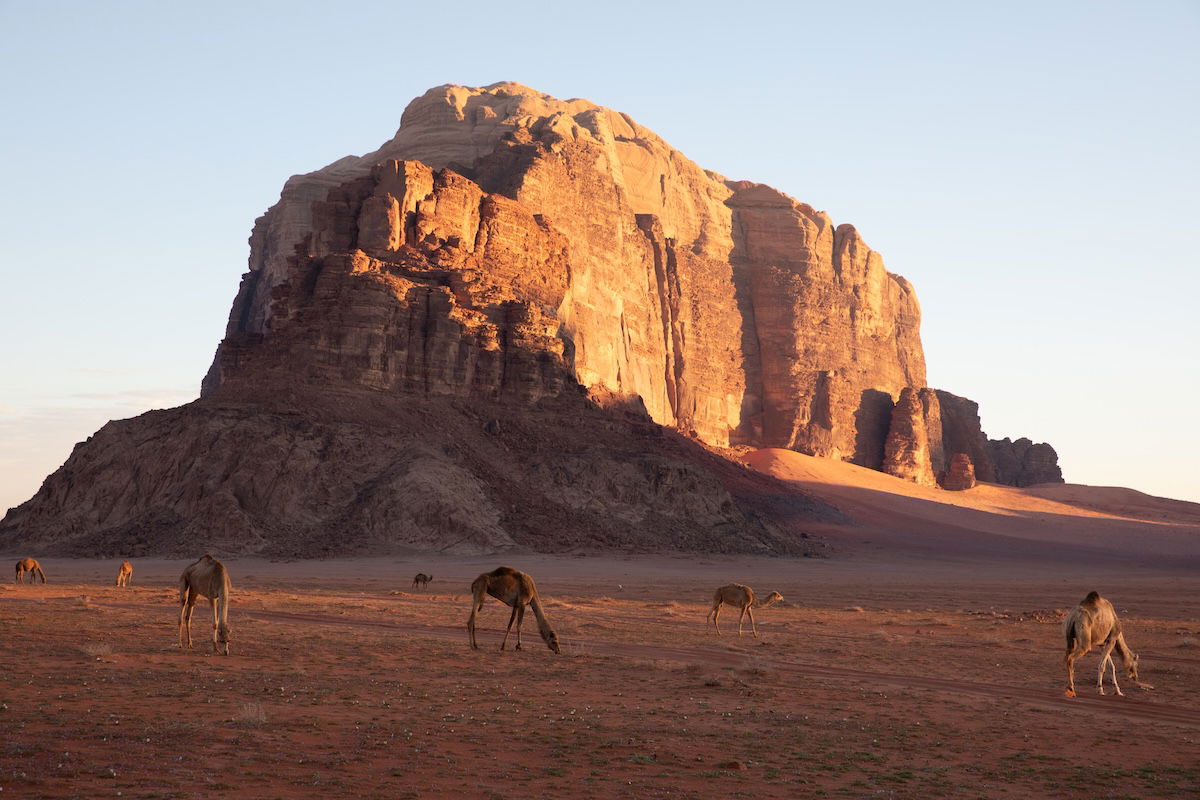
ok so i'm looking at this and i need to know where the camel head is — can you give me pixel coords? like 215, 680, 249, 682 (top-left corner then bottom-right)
1127, 652, 1140, 681
764, 591, 784, 605
541, 627, 560, 654
215, 622, 232, 656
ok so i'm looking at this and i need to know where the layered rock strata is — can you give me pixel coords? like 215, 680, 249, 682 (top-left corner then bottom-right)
205, 83, 926, 467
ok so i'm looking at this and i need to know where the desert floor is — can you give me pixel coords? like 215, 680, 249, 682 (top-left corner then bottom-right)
2, 551, 1198, 800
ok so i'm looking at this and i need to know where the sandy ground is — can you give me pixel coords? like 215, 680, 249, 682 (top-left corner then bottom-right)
1, 551, 1198, 800
3, 453, 1199, 798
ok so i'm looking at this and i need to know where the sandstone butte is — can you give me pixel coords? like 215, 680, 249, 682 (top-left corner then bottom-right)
0, 83, 1063, 557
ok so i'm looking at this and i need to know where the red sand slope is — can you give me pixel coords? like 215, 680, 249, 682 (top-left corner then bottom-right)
743, 448, 1200, 565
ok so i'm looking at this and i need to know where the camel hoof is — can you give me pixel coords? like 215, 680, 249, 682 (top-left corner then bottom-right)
1064, 689, 1076, 698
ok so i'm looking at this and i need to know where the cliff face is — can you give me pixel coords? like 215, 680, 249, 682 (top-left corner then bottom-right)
2, 83, 1061, 556
205, 82, 926, 464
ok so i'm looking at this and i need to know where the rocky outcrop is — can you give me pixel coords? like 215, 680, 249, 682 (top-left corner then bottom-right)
2, 83, 1064, 555
940, 453, 977, 491
882, 388, 942, 486
989, 437, 1064, 487
934, 391, 997, 484
205, 82, 925, 462
0, 387, 839, 557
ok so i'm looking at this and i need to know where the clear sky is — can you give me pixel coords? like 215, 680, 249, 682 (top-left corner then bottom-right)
2, 0, 1198, 513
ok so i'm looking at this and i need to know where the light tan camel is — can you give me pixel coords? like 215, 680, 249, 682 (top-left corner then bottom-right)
707, 583, 784, 638
178, 554, 232, 655
467, 566, 559, 653
14, 558, 46, 584
412, 573, 432, 590
116, 560, 133, 587
1063, 591, 1153, 697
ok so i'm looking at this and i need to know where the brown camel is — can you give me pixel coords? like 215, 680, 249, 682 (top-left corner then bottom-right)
412, 573, 432, 590
706, 583, 783, 638
178, 554, 232, 655
1063, 591, 1152, 697
116, 560, 133, 587
467, 566, 559, 653
14, 558, 46, 584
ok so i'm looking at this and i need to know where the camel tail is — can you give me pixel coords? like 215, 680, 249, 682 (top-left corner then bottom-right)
1063, 609, 1082, 662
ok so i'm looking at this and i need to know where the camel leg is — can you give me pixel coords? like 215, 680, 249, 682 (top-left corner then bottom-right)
514, 604, 526, 650
500, 604, 519, 650
179, 596, 189, 648
1096, 640, 1121, 696
1064, 650, 1080, 697
710, 604, 723, 636
747, 605, 758, 639
1106, 654, 1123, 696
467, 603, 481, 650
210, 598, 221, 654
181, 596, 197, 649
737, 605, 748, 636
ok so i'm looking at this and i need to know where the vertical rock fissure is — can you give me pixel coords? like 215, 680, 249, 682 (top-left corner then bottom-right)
729, 208, 769, 444
637, 215, 680, 421
663, 239, 688, 429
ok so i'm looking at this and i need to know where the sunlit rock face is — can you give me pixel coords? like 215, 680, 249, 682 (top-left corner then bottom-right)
204, 82, 926, 462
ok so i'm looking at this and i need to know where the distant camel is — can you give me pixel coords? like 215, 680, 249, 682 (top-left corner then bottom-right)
467, 566, 560, 653
412, 573, 432, 590
1063, 591, 1152, 697
14, 558, 46, 584
178, 554, 232, 655
116, 560, 133, 587
707, 583, 783, 638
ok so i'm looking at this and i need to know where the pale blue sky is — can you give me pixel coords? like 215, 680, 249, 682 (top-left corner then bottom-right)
2, 0, 1198, 511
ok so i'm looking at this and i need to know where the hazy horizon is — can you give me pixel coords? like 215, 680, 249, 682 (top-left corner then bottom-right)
2, 0, 1198, 512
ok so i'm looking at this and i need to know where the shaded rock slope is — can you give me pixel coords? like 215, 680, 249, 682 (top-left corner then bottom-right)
1, 83, 1058, 555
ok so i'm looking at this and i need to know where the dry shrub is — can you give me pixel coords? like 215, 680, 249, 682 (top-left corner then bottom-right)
235, 702, 267, 727
80, 643, 112, 658
1178, 637, 1195, 648
844, 606, 866, 613
739, 657, 774, 678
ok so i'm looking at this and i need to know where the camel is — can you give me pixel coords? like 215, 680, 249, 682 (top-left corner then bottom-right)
116, 560, 133, 587
178, 554, 232, 655
706, 583, 784, 638
467, 566, 560, 653
1063, 591, 1153, 697
412, 572, 432, 590
14, 558, 46, 584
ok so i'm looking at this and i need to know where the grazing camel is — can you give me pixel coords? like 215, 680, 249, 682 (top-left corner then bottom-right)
178, 554, 232, 656
467, 566, 560, 653
14, 558, 46, 584
116, 560, 133, 587
1063, 591, 1152, 697
706, 583, 784, 638
412, 573, 432, 590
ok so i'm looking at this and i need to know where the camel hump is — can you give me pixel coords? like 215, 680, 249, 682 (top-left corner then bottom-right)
1082, 591, 1101, 605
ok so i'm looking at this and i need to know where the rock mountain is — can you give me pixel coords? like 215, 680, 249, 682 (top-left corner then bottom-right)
0, 83, 1060, 556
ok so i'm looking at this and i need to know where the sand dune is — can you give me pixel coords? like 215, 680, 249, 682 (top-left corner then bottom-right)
743, 448, 1200, 566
